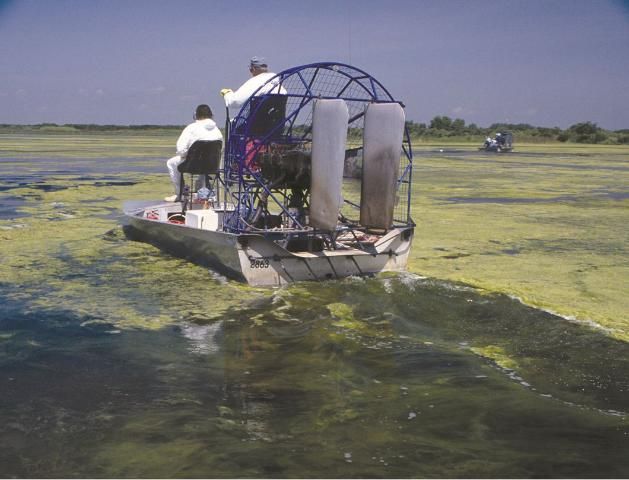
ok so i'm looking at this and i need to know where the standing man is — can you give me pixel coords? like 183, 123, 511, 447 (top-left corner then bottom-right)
220, 56, 286, 116
165, 104, 223, 202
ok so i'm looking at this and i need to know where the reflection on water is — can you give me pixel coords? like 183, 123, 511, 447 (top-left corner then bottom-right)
1, 151, 628, 477
181, 321, 223, 355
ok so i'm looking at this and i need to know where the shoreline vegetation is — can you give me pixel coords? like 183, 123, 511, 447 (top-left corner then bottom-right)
1, 118, 628, 144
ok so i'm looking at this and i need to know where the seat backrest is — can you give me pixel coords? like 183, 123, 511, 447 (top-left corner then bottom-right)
178, 140, 222, 174
248, 94, 287, 138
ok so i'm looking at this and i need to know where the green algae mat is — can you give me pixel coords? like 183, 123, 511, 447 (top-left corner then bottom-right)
410, 144, 629, 340
1, 133, 628, 478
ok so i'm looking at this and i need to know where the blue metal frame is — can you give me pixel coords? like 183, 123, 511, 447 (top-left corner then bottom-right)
222, 62, 414, 235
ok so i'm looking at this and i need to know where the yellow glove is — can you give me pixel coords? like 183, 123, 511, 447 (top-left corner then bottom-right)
220, 88, 233, 97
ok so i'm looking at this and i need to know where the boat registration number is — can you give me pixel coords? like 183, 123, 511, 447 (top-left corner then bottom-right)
250, 258, 270, 269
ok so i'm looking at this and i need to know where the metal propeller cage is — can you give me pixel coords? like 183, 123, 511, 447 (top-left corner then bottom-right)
223, 62, 414, 236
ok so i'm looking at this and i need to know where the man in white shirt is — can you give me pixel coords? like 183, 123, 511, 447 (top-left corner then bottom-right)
164, 104, 223, 202
220, 57, 286, 117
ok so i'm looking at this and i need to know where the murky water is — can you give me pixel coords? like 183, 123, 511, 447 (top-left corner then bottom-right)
1, 143, 629, 478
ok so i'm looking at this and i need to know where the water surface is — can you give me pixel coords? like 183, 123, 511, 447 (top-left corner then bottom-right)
1, 139, 628, 478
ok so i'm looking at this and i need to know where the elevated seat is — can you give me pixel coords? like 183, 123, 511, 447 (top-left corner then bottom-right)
248, 94, 288, 139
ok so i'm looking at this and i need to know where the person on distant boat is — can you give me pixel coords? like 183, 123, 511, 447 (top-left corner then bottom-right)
220, 56, 287, 117
164, 104, 223, 202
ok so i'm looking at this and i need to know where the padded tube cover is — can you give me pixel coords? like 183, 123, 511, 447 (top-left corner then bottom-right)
310, 99, 349, 230
360, 103, 405, 230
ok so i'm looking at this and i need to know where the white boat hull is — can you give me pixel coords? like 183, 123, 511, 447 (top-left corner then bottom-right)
123, 201, 413, 287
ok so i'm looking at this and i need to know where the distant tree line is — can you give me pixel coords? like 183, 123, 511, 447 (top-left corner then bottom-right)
0, 123, 182, 134
405, 117, 629, 144
1, 119, 628, 144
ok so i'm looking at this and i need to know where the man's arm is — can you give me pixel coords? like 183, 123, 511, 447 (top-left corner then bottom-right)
176, 124, 193, 157
224, 76, 263, 110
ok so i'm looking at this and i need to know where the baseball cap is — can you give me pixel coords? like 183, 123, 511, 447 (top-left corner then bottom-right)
250, 56, 267, 68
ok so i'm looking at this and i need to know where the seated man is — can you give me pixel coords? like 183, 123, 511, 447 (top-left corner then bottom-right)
220, 57, 288, 170
165, 104, 223, 202
220, 56, 287, 118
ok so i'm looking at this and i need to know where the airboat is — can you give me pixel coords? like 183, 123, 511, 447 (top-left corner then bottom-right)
123, 62, 415, 286
480, 131, 514, 152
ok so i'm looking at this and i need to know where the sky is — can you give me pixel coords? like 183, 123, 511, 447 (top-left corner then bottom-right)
1, 0, 628, 130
